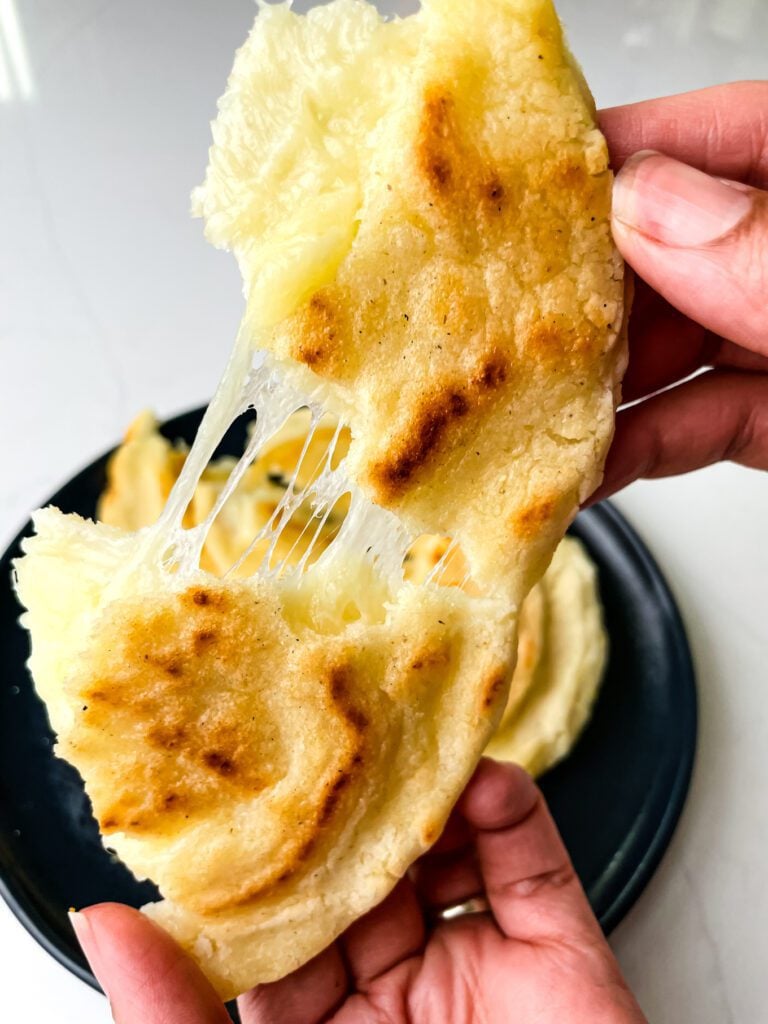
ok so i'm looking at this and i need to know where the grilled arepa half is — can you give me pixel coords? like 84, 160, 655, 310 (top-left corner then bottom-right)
98, 408, 608, 779
14, 0, 625, 1000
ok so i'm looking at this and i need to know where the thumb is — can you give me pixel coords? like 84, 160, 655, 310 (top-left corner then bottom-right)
612, 150, 768, 353
459, 760, 603, 945
70, 903, 231, 1023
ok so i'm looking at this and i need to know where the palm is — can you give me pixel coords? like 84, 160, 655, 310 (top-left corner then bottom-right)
332, 915, 640, 1024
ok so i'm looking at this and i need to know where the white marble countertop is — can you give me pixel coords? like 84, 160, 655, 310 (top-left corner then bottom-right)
1, 1, 766, 1021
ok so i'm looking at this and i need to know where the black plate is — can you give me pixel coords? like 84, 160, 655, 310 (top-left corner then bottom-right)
0, 406, 697, 991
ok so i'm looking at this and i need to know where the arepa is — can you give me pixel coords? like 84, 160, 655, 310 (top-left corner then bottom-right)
98, 410, 608, 778
14, 0, 625, 999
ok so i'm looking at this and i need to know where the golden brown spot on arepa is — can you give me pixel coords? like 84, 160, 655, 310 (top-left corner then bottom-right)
77, 593, 376, 901
70, 583, 389, 915
524, 314, 603, 375
481, 668, 508, 711
410, 645, 450, 672
417, 91, 459, 196
194, 629, 217, 653
319, 771, 352, 825
292, 290, 348, 373
369, 350, 510, 499
551, 159, 588, 193
417, 86, 511, 232
328, 665, 370, 735
369, 387, 469, 495
201, 654, 369, 910
148, 724, 187, 750
202, 750, 237, 777
421, 822, 440, 845
482, 175, 506, 214
84, 687, 111, 704
146, 655, 183, 678
472, 351, 509, 391
185, 587, 226, 610
512, 495, 557, 541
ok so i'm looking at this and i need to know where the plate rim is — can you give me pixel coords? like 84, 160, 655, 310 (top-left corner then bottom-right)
567, 500, 697, 933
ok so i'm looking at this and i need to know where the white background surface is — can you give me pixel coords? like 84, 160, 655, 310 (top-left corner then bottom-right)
1, 1, 767, 1021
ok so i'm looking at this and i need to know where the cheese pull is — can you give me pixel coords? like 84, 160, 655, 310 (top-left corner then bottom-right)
14, 0, 625, 999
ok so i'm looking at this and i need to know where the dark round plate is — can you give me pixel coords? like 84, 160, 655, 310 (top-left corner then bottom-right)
0, 406, 697, 992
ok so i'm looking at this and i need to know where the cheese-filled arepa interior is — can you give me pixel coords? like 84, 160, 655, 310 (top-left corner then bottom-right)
13, 0, 626, 1000
100, 408, 609, 781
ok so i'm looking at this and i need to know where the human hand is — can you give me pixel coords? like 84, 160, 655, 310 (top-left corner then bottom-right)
592, 81, 768, 501
70, 759, 646, 1024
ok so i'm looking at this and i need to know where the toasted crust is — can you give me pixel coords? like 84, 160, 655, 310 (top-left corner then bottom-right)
14, 0, 626, 1001
233, 1, 626, 593
16, 520, 513, 995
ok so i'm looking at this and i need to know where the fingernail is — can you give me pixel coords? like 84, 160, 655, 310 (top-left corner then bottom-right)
613, 150, 753, 247
69, 910, 112, 1000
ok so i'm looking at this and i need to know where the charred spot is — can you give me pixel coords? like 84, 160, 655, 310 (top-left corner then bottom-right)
203, 750, 236, 776
417, 91, 459, 195
184, 587, 226, 610
484, 176, 505, 212
329, 666, 368, 734
482, 671, 507, 709
297, 838, 315, 862
370, 386, 470, 493
346, 707, 368, 732
329, 666, 350, 704
142, 652, 183, 677
194, 630, 217, 653
429, 158, 452, 187
448, 391, 469, 416
296, 345, 326, 367
332, 772, 351, 794
163, 792, 179, 809
426, 92, 453, 129
319, 774, 351, 826
100, 816, 118, 831
411, 646, 450, 672
148, 725, 187, 750
319, 792, 339, 825
474, 353, 508, 390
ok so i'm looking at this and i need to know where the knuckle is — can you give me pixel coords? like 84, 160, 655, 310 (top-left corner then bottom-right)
492, 864, 576, 900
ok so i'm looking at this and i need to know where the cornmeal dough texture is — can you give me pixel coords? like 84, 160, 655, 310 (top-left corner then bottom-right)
15, 0, 624, 999
99, 409, 608, 781
195, 0, 626, 595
